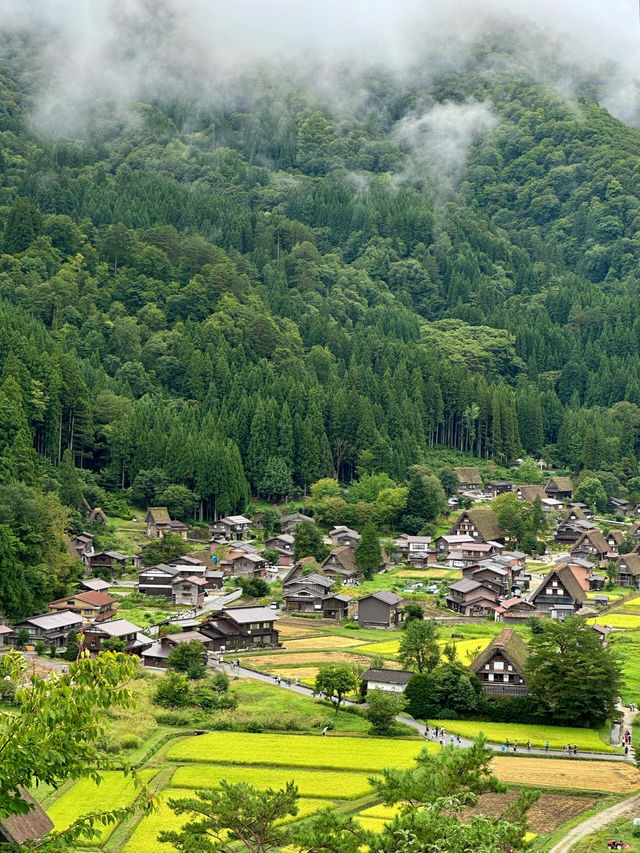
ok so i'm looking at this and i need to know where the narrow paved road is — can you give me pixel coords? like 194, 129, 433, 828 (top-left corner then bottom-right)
214, 662, 633, 762
548, 792, 640, 853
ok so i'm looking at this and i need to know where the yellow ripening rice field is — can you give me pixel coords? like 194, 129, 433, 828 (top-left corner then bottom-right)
618, 596, 640, 611
274, 623, 324, 639
492, 756, 640, 793
47, 771, 156, 844
356, 637, 490, 664
171, 764, 373, 799
588, 614, 640, 629
282, 636, 366, 651
396, 568, 452, 578
167, 732, 437, 772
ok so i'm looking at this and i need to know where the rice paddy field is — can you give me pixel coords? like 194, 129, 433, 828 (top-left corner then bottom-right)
47, 770, 157, 844
171, 764, 374, 799
587, 614, 640, 628
281, 636, 366, 650
492, 756, 640, 793
166, 731, 436, 771
428, 720, 616, 753
356, 637, 492, 664
38, 581, 640, 853
617, 595, 640, 611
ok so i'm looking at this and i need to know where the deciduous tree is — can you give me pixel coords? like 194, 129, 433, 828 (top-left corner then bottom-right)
398, 619, 440, 673
314, 663, 359, 715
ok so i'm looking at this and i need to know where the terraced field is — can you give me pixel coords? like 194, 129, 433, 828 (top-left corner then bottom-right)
48, 770, 156, 844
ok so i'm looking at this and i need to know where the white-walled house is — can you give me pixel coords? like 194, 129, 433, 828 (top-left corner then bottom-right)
361, 668, 413, 693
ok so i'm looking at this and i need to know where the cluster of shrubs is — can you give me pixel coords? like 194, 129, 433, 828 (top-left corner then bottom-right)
405, 669, 554, 725
152, 671, 237, 712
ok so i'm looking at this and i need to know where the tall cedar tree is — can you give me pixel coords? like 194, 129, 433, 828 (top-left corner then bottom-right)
354, 521, 381, 580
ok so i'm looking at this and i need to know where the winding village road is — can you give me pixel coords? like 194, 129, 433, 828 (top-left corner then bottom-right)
214, 660, 635, 762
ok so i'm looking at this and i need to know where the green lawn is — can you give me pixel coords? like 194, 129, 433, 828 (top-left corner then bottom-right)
428, 720, 616, 753
167, 731, 435, 771
47, 770, 156, 844
171, 764, 374, 799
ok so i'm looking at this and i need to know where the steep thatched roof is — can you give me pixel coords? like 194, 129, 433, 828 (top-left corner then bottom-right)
469, 627, 529, 675
546, 477, 573, 493
146, 506, 171, 524
562, 507, 587, 523
321, 545, 358, 574
454, 466, 482, 484
518, 485, 547, 502
465, 508, 504, 541
0, 789, 54, 845
575, 528, 609, 554
616, 553, 640, 577
533, 565, 587, 605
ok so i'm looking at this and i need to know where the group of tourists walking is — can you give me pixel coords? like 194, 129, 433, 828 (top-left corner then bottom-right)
424, 725, 461, 747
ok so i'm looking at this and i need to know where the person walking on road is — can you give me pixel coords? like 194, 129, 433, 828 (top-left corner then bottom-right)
527, 739, 531, 751
545, 740, 549, 752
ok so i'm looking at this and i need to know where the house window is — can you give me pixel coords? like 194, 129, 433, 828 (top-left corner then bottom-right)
546, 588, 553, 595
552, 581, 558, 587
488, 673, 494, 681
507, 665, 512, 671
493, 661, 504, 671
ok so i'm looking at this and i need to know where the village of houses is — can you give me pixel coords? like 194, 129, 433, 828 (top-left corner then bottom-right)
1, 467, 639, 706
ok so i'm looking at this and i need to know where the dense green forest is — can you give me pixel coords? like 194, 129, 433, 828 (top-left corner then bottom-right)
2, 16, 640, 549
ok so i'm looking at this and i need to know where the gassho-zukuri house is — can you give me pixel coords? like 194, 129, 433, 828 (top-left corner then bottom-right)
469, 627, 529, 696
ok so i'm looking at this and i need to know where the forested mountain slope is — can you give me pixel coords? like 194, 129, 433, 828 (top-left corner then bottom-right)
1, 15, 640, 530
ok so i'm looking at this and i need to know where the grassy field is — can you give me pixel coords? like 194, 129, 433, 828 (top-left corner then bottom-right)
214, 679, 371, 733
167, 731, 435, 771
428, 720, 615, 753
570, 816, 636, 851
395, 568, 461, 579
47, 770, 156, 844
171, 764, 375, 799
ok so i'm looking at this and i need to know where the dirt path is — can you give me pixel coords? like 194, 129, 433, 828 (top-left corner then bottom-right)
548, 792, 640, 853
